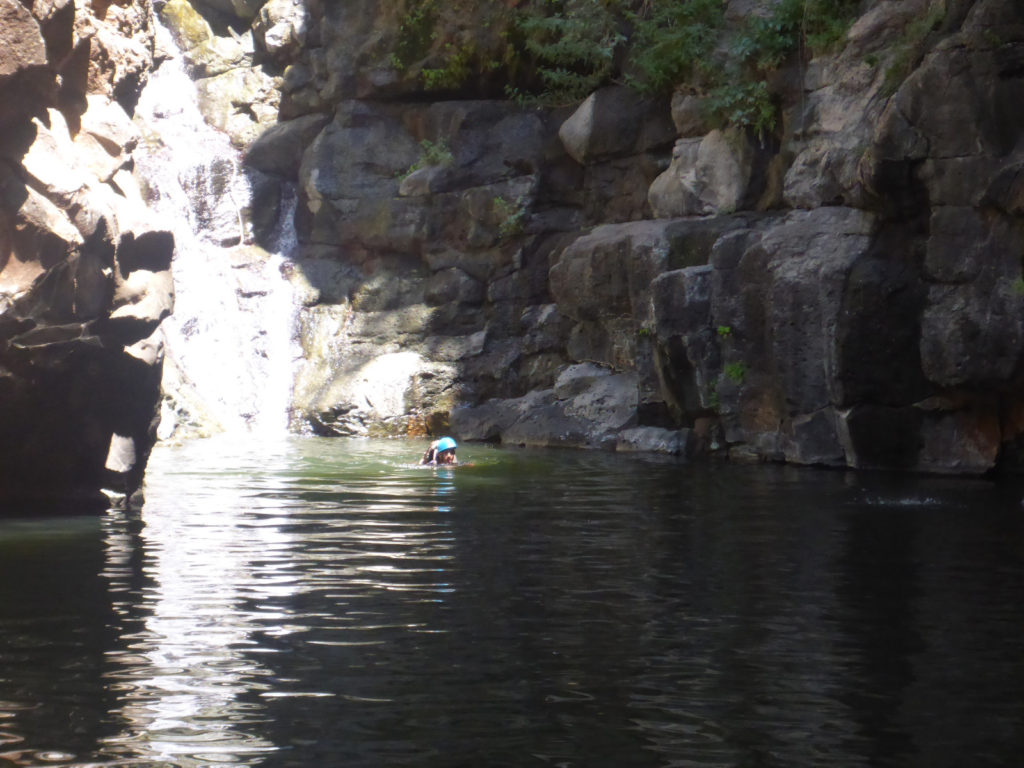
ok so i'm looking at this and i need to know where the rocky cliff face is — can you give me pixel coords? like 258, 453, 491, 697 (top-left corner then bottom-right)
0, 0, 171, 510
235, 0, 1019, 475
6, 0, 1024, 505
159, 0, 1024, 475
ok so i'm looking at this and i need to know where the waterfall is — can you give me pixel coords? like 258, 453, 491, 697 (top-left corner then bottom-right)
134, 24, 301, 439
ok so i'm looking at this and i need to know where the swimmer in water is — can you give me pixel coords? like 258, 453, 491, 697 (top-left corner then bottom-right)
421, 436, 458, 465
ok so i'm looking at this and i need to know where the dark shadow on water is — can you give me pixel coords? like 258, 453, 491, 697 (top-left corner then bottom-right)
0, 515, 121, 762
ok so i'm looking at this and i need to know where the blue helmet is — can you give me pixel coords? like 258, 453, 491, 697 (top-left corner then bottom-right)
436, 437, 457, 453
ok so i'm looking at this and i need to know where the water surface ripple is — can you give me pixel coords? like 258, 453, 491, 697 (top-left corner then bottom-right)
1, 436, 1023, 767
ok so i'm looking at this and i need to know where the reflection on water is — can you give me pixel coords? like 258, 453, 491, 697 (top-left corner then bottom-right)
99, 446, 288, 765
1, 437, 1023, 767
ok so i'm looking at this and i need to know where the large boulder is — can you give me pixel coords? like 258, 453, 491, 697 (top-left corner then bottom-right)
648, 129, 768, 217
302, 349, 458, 437
160, 0, 253, 78
550, 216, 750, 390
558, 85, 674, 165
195, 66, 282, 149
252, 0, 308, 63
244, 113, 329, 179
451, 363, 639, 449
781, 0, 929, 210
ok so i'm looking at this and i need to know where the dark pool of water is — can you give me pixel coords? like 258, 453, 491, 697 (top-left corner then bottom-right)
1, 436, 1023, 767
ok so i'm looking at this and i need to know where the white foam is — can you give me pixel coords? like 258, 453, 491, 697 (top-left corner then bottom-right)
136, 22, 301, 438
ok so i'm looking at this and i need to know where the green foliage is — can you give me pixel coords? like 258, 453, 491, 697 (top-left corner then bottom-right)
386, 0, 865, 137
423, 43, 480, 90
626, 0, 723, 94
724, 361, 746, 384
400, 139, 455, 180
705, 80, 776, 138
716, 325, 732, 338
732, 0, 858, 68
1012, 277, 1024, 296
701, 0, 859, 134
391, 0, 439, 69
803, 0, 860, 53
494, 195, 529, 238
514, 0, 625, 105
708, 379, 721, 410
421, 139, 455, 167
732, 3, 801, 72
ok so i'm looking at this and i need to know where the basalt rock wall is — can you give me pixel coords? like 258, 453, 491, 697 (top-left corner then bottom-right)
9, 0, 1024, 490
161, 0, 1024, 475
0, 0, 171, 511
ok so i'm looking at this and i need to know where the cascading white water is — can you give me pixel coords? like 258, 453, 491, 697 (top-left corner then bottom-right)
134, 23, 301, 439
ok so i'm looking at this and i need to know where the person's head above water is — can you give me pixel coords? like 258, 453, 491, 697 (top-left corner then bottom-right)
422, 436, 458, 465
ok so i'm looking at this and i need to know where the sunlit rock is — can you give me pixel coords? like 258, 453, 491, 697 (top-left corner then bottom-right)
84, 1, 155, 105
0, 0, 169, 511
21, 111, 92, 206
195, 67, 281, 149
0, 179, 83, 297
305, 351, 457, 437
110, 268, 174, 335
253, 0, 308, 63
647, 138, 701, 217
0, 0, 47, 77
74, 93, 145, 184
648, 129, 761, 217
159, 0, 253, 77
104, 433, 137, 474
